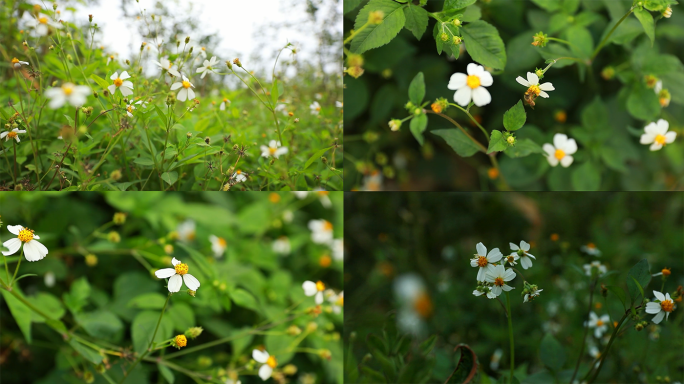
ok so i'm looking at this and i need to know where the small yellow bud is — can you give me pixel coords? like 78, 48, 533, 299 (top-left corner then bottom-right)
85, 254, 98, 267
113, 212, 126, 225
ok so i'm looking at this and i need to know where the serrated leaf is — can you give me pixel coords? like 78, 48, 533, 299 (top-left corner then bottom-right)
487, 130, 508, 154
432, 129, 481, 157
408, 72, 425, 105
443, 0, 477, 10
503, 100, 526, 131
410, 113, 428, 146
351, 0, 407, 54
627, 259, 651, 305
461, 21, 507, 70
404, 4, 429, 40
539, 333, 566, 372
633, 8, 655, 46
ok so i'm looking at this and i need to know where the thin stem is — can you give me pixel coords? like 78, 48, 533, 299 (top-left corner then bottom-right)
590, 7, 634, 61
448, 103, 489, 141
12, 140, 18, 182
505, 292, 515, 383
10, 250, 23, 287
547, 37, 581, 53
496, 296, 509, 318
43, 141, 72, 191
343, 21, 371, 45
3, 247, 10, 283
585, 311, 629, 383
569, 279, 596, 384
424, 110, 486, 152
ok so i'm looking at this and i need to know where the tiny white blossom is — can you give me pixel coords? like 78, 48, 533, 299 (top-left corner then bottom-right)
272, 236, 291, 255
28, 13, 62, 36
2, 225, 49, 261
516, 72, 555, 98
543, 133, 578, 167
170, 74, 195, 102
232, 170, 247, 183
176, 220, 196, 242
640, 119, 676, 151
645, 290, 676, 324
44, 83, 91, 109
448, 63, 493, 107
510, 240, 536, 270
310, 101, 321, 115
154, 257, 201, 293
252, 349, 278, 381
308, 219, 333, 245
209, 235, 227, 258
484, 264, 516, 298
1, 128, 26, 143
219, 98, 231, 111
583, 261, 607, 277
154, 57, 181, 77
196, 56, 220, 79
260, 140, 288, 159
302, 280, 326, 304
580, 243, 601, 256
470, 242, 503, 282
108, 71, 134, 97
11, 58, 29, 69
585, 311, 610, 338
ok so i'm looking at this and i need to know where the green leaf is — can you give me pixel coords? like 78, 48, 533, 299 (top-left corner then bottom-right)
633, 8, 655, 46
27, 293, 65, 323
581, 96, 608, 131
562, 0, 581, 14
367, 333, 388, 355
77, 310, 123, 339
643, 0, 675, 12
462, 5, 481, 22
444, 344, 478, 383
461, 21, 507, 70
626, 259, 651, 304
600, 147, 628, 173
63, 277, 91, 314
565, 25, 594, 58
344, 0, 364, 14
68, 339, 103, 364
627, 82, 660, 121
351, 0, 407, 54
161, 171, 178, 185
443, 0, 477, 10
487, 130, 508, 154
90, 74, 110, 91
503, 100, 526, 131
127, 292, 168, 309
408, 72, 425, 105
539, 333, 566, 372
432, 129, 481, 157
642, 54, 684, 75
571, 161, 601, 191
1, 290, 32, 343
131, 310, 173, 353
133, 157, 155, 166
606, 285, 628, 310
166, 303, 195, 332
404, 4, 429, 40
660, 72, 684, 105
231, 288, 259, 311
504, 139, 543, 158
303, 146, 332, 170
271, 79, 282, 107
419, 334, 436, 355
410, 113, 428, 146
158, 364, 175, 383
531, 0, 561, 12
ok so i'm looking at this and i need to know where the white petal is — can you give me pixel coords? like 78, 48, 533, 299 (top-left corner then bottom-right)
252, 349, 269, 363
561, 138, 578, 154
28, 240, 48, 257
172, 257, 181, 266
644, 122, 659, 135
553, 133, 568, 149
653, 290, 665, 301
516, 76, 531, 87
521, 256, 532, 269
119, 71, 131, 80
315, 291, 324, 305
2, 238, 22, 256
520, 241, 530, 251
186, 88, 195, 100
509, 242, 519, 251
155, 268, 176, 278
477, 267, 486, 282
650, 142, 663, 151
120, 86, 134, 97
183, 274, 200, 290
539, 82, 554, 91
107, 84, 116, 94
665, 131, 676, 143
7, 225, 23, 235
502, 284, 514, 291
656, 119, 669, 134
560, 155, 574, 167
453, 86, 472, 107
110, 72, 119, 80
640, 133, 655, 144
170, 82, 182, 91
527, 72, 539, 85
303, 281, 318, 296
177, 89, 188, 101
652, 310, 665, 324
491, 285, 502, 296
23, 240, 47, 261
122, 81, 134, 89
471, 87, 491, 107
476, 242, 487, 256
539, 91, 549, 98
546, 154, 559, 167
168, 274, 183, 292
258, 365, 273, 381
168, 68, 181, 77
447, 73, 467, 90
487, 248, 502, 263
479, 71, 493, 87
467, 63, 481, 75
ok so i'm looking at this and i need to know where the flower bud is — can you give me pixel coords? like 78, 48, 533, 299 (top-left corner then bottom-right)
282, 364, 298, 375
286, 325, 302, 335
452, 18, 461, 26
107, 231, 121, 243
172, 334, 187, 349
346, 66, 364, 78
110, 169, 122, 181
294, 118, 299, 123
113, 212, 127, 225
185, 326, 203, 339
531, 31, 548, 47
225, 60, 232, 69
164, 244, 174, 254
233, 58, 242, 67
89, 14, 93, 22
368, 10, 384, 24
440, 32, 449, 42
346, 54, 363, 68
166, 92, 176, 106
83, 371, 94, 384
318, 349, 332, 360
663, 6, 672, 18
53, 3, 58, 10
453, 36, 462, 45
644, 74, 658, 88
185, 36, 190, 44
388, 119, 402, 131
85, 254, 98, 267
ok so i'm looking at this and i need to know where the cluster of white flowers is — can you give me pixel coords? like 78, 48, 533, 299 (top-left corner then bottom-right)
471, 241, 542, 303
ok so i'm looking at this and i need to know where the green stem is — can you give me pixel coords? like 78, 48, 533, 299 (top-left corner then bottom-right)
119, 293, 171, 384
343, 21, 371, 45
585, 311, 629, 383
590, 7, 634, 61
547, 37, 581, 53
424, 110, 486, 152
449, 103, 489, 141
3, 251, 10, 284
505, 292, 515, 383
10, 250, 23, 287
569, 279, 596, 384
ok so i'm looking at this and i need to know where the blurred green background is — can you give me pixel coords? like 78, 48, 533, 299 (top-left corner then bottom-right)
0, 191, 343, 384
344, 192, 684, 383
344, 0, 684, 191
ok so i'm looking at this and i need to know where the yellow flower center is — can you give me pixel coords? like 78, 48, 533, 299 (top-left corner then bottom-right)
319, 255, 331, 267
18, 228, 35, 243
528, 85, 541, 96
413, 292, 433, 318
174, 263, 189, 275
11, 58, 19, 64
266, 355, 278, 368
477, 256, 488, 267
223, 98, 228, 103
39, 17, 48, 24
8, 132, 18, 139
236, 170, 242, 175
662, 268, 671, 276
62, 84, 74, 96
596, 319, 604, 327
175, 335, 187, 347
322, 220, 333, 232
182, 81, 191, 89
114, 78, 123, 87
317, 191, 329, 196
269, 147, 277, 154
587, 243, 595, 249
127, 106, 133, 113
494, 277, 504, 287
554, 149, 565, 160
315, 280, 325, 291
507, 256, 515, 263
466, 75, 481, 89
655, 134, 666, 145
217, 237, 226, 247
661, 299, 674, 312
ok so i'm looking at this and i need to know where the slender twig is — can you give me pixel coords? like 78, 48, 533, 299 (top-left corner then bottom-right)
590, 7, 634, 61
424, 110, 486, 152
448, 103, 489, 141
505, 292, 515, 383
569, 278, 597, 384
10, 249, 23, 287
585, 311, 630, 383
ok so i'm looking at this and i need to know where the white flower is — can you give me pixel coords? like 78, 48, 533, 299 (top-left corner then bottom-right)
260, 140, 288, 159
310, 101, 321, 115
447, 63, 493, 107
583, 261, 607, 277
252, 349, 278, 381
2, 225, 49, 262
308, 219, 333, 245
303, 280, 326, 304
504, 254, 519, 266
196, 56, 219, 79
225, 379, 241, 384
176, 220, 196, 242
331, 239, 343, 261
293, 192, 308, 199
282, 210, 293, 223
485, 264, 516, 298
516, 72, 555, 98
11, 58, 29, 69
585, 311, 610, 338
654, 80, 663, 95
154, 257, 201, 293
510, 240, 536, 269
473, 286, 487, 297
272, 236, 291, 255
640, 119, 676, 151
326, 290, 344, 314
123, 100, 147, 118
645, 290, 676, 324
336, 101, 343, 108
394, 273, 431, 335
490, 348, 503, 371
1, 128, 26, 143
170, 74, 195, 102
470, 242, 502, 282
107, 71, 134, 97
524, 288, 543, 303
580, 243, 601, 256
44, 271, 55, 287
154, 57, 181, 77
275, 103, 289, 116
209, 235, 227, 258
44, 83, 91, 109
28, 13, 62, 36
361, 171, 383, 191
232, 170, 247, 183
313, 190, 332, 208
543, 133, 578, 167
219, 98, 231, 111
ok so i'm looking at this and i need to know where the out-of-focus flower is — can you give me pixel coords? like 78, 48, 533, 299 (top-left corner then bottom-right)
209, 235, 227, 258
220, 98, 231, 111
308, 219, 333, 245
303, 280, 326, 304
585, 311, 610, 338
272, 236, 291, 255
394, 273, 432, 336
28, 13, 62, 36
583, 261, 607, 277
310, 101, 321, 115
580, 243, 601, 256
45, 83, 91, 109
252, 349, 277, 381
640, 119, 676, 151
177, 220, 196, 242
260, 140, 288, 159
197, 56, 219, 79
